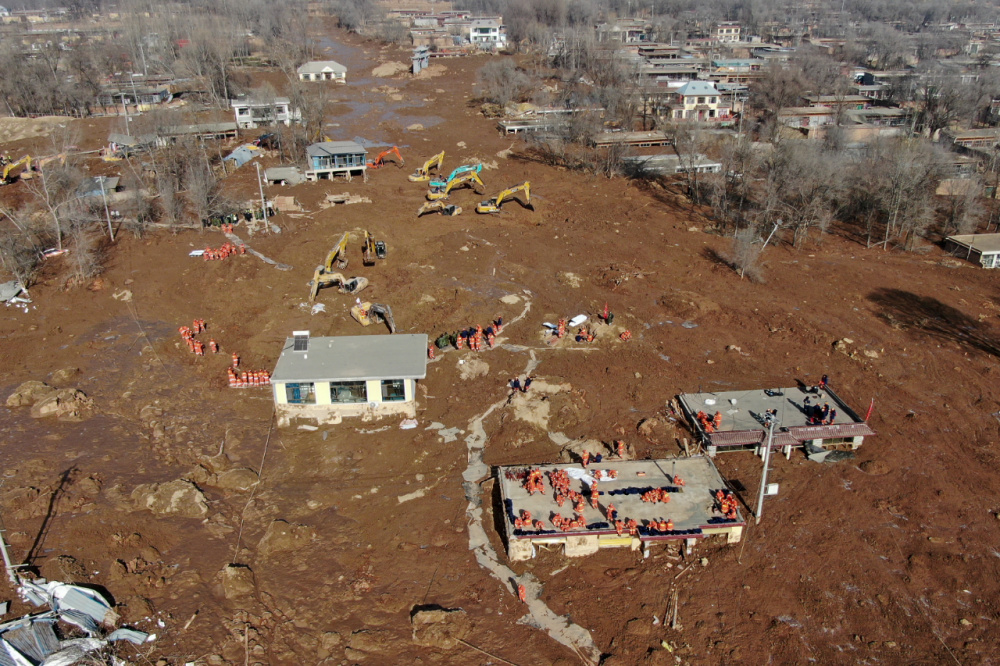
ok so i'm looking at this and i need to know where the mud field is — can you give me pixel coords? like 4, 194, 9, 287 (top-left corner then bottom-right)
1, 27, 1000, 666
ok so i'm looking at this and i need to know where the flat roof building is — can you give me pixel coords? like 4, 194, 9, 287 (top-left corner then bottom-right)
678, 385, 875, 455
271, 333, 428, 425
305, 141, 368, 181
497, 457, 744, 561
944, 234, 1000, 268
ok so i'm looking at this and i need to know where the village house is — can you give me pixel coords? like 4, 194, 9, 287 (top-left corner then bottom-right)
96, 85, 172, 110
714, 21, 742, 43
596, 18, 652, 44
297, 60, 347, 83
671, 81, 731, 121
230, 97, 300, 129
468, 17, 506, 49
944, 234, 1000, 268
270, 332, 428, 426
305, 140, 368, 180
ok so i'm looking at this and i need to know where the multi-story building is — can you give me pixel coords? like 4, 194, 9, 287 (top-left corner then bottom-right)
714, 21, 742, 43
231, 97, 301, 129
671, 81, 731, 121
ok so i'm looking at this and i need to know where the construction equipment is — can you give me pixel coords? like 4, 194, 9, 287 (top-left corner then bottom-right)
308, 232, 356, 300
476, 181, 533, 214
0, 155, 31, 185
351, 302, 396, 333
362, 230, 387, 266
309, 272, 369, 301
417, 201, 463, 217
324, 232, 351, 270
366, 146, 403, 169
408, 151, 444, 182
426, 171, 485, 201
429, 163, 483, 189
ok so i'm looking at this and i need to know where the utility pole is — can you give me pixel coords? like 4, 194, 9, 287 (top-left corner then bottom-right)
254, 161, 269, 233
755, 418, 776, 524
121, 92, 130, 136
99, 176, 114, 242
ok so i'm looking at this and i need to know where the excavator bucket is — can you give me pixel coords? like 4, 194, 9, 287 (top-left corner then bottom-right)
309, 270, 369, 301
417, 201, 462, 217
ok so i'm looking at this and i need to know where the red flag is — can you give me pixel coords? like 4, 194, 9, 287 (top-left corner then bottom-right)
865, 398, 875, 422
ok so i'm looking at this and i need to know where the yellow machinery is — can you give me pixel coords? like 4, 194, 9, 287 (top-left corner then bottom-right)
408, 151, 444, 182
0, 155, 31, 184
416, 201, 462, 217
308, 232, 352, 300
362, 230, 387, 266
476, 181, 532, 214
426, 171, 485, 201
351, 302, 396, 333
309, 272, 368, 301
367, 146, 404, 169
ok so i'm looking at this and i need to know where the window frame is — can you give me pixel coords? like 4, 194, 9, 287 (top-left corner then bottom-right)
285, 382, 316, 405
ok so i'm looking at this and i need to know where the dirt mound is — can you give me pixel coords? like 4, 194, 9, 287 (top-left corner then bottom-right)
131, 479, 209, 518
7, 381, 93, 420
411, 607, 470, 649
859, 460, 891, 475
6, 380, 56, 406
372, 61, 409, 77
0, 116, 69, 143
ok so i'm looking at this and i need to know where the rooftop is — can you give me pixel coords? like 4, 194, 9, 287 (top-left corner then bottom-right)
498, 457, 742, 541
946, 233, 1000, 254
307, 140, 368, 157
676, 80, 719, 96
271, 334, 428, 383
297, 60, 347, 74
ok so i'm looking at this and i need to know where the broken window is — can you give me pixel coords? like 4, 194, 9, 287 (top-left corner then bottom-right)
330, 381, 367, 403
381, 379, 405, 402
286, 382, 316, 404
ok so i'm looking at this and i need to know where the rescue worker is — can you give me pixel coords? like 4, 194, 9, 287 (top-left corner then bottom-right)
616, 440, 626, 458
517, 584, 527, 602
713, 411, 722, 428
607, 503, 617, 521
581, 450, 590, 467
826, 408, 837, 425
522, 376, 533, 392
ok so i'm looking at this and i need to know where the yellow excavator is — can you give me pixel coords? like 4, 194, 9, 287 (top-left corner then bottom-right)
362, 230, 387, 266
426, 171, 485, 201
351, 302, 396, 333
417, 200, 462, 217
0, 155, 31, 185
309, 272, 368, 301
476, 181, 532, 214
308, 233, 354, 300
408, 151, 444, 182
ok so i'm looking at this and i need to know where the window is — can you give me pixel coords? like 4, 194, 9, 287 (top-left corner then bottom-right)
381, 379, 406, 402
710, 97, 717, 104
697, 96, 706, 104
285, 382, 316, 404
330, 381, 367, 403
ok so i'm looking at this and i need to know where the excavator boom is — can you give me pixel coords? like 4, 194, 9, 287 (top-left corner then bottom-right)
417, 201, 462, 217
429, 163, 483, 189
408, 151, 444, 182
367, 146, 404, 169
426, 171, 485, 201
475, 181, 531, 214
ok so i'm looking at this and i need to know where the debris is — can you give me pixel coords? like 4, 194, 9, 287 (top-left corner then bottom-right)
298, 424, 319, 431
0, 280, 28, 303
221, 564, 255, 599
131, 479, 209, 518
311, 303, 326, 315
400, 419, 418, 430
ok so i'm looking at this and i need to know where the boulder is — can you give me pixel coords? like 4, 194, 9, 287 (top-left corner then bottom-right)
30, 388, 93, 420
6, 381, 56, 407
214, 468, 259, 491
222, 564, 256, 600
131, 479, 209, 518
411, 608, 470, 649
50, 367, 80, 385
257, 520, 316, 559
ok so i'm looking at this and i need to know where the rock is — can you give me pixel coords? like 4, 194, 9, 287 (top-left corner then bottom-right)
6, 381, 56, 407
625, 617, 651, 636
50, 367, 80, 385
500, 294, 520, 305
131, 479, 209, 518
637, 418, 659, 438
214, 468, 259, 491
139, 404, 163, 421
700, 557, 709, 566
411, 608, 470, 649
863, 349, 879, 359
221, 564, 255, 600
257, 520, 316, 559
726, 345, 741, 352
348, 629, 393, 654
406, 123, 424, 131
960, 618, 973, 626
29, 388, 93, 420
320, 631, 343, 652
559, 272, 582, 288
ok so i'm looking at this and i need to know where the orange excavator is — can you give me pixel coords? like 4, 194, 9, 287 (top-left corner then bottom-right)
366, 146, 403, 169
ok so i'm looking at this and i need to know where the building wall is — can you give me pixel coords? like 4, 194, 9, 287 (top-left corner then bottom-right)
273, 379, 416, 425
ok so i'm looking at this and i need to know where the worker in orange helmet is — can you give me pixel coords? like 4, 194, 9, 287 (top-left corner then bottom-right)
517, 584, 527, 602
616, 440, 626, 458
713, 411, 722, 428
581, 450, 590, 467
607, 503, 617, 521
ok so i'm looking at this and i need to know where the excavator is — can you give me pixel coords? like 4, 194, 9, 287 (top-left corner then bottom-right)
426, 171, 485, 201
0, 155, 31, 185
307, 232, 352, 299
428, 163, 483, 189
408, 151, 444, 182
362, 230, 387, 266
351, 302, 396, 333
366, 146, 403, 169
309, 273, 368, 301
476, 181, 532, 214
416, 200, 462, 217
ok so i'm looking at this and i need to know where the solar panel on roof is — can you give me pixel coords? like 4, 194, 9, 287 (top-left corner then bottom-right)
292, 330, 309, 351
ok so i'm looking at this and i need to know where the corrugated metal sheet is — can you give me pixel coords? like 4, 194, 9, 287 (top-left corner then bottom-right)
710, 423, 875, 448
4, 620, 57, 662
709, 430, 764, 447
787, 423, 876, 439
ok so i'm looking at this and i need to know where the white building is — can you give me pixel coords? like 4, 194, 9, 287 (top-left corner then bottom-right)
672, 81, 731, 121
714, 21, 742, 43
271, 333, 428, 425
297, 60, 347, 83
469, 17, 506, 49
230, 97, 301, 129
